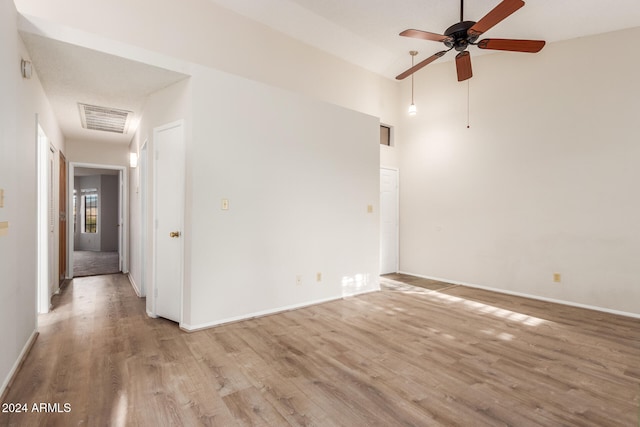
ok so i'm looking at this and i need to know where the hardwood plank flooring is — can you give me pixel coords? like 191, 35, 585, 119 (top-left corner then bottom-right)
1, 273, 638, 426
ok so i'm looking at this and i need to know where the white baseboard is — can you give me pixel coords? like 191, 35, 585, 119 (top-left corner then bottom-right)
399, 271, 640, 319
0, 330, 39, 400
343, 287, 380, 298
127, 273, 142, 297
181, 294, 352, 332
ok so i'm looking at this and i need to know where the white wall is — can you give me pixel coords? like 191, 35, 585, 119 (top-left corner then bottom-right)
0, 0, 63, 395
65, 139, 128, 167
398, 27, 640, 315
184, 67, 380, 329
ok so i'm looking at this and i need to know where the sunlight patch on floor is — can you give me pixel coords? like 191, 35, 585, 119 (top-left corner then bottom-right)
382, 278, 548, 327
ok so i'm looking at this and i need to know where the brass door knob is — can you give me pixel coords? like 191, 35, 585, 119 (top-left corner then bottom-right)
169, 231, 181, 238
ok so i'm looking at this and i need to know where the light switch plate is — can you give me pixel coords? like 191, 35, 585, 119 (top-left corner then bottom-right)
0, 221, 8, 237
221, 199, 229, 210
0, 188, 4, 208
367, 205, 373, 213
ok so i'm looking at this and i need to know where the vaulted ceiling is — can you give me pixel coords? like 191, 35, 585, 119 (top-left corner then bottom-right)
209, 0, 640, 78
17, 0, 640, 146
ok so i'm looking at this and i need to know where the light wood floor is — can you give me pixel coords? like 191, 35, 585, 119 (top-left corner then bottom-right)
1, 274, 639, 426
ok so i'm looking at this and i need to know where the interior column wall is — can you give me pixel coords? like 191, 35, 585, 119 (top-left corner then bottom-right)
186, 66, 380, 329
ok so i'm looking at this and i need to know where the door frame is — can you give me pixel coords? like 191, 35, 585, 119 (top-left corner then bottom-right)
67, 162, 129, 278
36, 122, 55, 314
139, 139, 149, 297
380, 167, 399, 275
150, 120, 185, 323
59, 152, 67, 284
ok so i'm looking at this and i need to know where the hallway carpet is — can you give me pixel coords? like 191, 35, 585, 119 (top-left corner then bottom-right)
73, 250, 119, 277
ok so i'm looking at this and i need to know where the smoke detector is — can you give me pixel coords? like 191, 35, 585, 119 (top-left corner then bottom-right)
78, 103, 132, 134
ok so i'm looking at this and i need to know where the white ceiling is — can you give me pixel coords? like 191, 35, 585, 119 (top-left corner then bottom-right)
17, 1, 640, 146
20, 32, 188, 146
208, 0, 640, 78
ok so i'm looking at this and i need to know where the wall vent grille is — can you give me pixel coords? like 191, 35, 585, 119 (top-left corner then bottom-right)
78, 103, 132, 134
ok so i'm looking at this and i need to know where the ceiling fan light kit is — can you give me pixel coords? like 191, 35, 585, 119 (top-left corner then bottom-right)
408, 50, 418, 116
396, 0, 545, 82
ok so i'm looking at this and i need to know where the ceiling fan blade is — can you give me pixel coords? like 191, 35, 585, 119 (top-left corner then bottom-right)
468, 0, 525, 37
455, 51, 473, 82
477, 38, 545, 53
396, 51, 448, 80
400, 29, 452, 43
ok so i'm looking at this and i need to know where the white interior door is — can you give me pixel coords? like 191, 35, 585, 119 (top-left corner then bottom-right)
380, 168, 398, 274
153, 121, 184, 323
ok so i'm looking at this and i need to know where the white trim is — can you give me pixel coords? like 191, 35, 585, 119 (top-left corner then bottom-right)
379, 122, 394, 147
181, 295, 345, 332
0, 331, 38, 398
380, 167, 399, 275
127, 273, 141, 297
139, 139, 149, 297
181, 287, 380, 332
399, 271, 640, 320
68, 162, 129, 278
36, 120, 49, 314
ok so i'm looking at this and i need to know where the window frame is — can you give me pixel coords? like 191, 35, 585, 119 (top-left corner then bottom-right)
380, 124, 393, 147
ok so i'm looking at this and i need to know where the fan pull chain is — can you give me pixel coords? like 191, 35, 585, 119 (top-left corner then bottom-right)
466, 80, 470, 128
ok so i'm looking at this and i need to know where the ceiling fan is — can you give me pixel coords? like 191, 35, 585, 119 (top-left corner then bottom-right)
396, 0, 545, 82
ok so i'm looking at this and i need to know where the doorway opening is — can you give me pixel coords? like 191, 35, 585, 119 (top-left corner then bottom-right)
68, 163, 128, 278
37, 123, 58, 314
380, 167, 399, 275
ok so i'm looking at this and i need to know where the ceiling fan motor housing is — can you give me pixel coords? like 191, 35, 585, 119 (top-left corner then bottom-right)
444, 21, 479, 51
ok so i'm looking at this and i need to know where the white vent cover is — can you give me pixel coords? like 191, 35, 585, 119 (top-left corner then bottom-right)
78, 103, 132, 134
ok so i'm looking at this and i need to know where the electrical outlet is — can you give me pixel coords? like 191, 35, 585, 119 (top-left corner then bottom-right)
553, 273, 561, 283
296, 275, 302, 286
316, 272, 322, 282
221, 199, 229, 210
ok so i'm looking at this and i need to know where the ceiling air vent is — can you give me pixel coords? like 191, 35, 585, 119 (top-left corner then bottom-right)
78, 103, 132, 134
